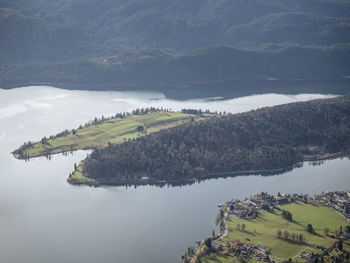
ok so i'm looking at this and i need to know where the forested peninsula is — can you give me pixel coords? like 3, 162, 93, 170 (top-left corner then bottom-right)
73, 95, 350, 186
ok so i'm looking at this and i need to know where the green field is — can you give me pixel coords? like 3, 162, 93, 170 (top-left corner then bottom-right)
200, 203, 349, 262
14, 111, 212, 159
66, 164, 96, 185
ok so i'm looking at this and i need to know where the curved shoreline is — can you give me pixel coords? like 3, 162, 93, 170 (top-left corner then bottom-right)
12, 146, 95, 160
185, 190, 350, 262
12, 110, 212, 160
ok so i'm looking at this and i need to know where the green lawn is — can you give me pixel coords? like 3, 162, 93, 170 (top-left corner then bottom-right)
200, 253, 262, 263
66, 165, 96, 185
281, 203, 346, 233
15, 111, 212, 158
200, 203, 349, 262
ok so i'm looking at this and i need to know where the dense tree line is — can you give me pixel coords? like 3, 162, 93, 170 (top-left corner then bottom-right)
277, 230, 304, 244
81, 95, 350, 183
307, 224, 315, 234
281, 210, 293, 221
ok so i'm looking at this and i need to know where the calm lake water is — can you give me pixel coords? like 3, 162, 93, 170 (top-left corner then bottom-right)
0, 86, 349, 263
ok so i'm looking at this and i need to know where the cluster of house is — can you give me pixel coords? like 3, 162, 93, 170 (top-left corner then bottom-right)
313, 191, 350, 222
220, 191, 350, 222
187, 191, 350, 263
301, 246, 328, 260
254, 245, 270, 262
238, 244, 270, 262
212, 242, 270, 262
220, 192, 309, 220
210, 190, 350, 262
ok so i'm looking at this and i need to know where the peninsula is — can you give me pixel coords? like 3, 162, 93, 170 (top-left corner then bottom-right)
12, 108, 215, 159
71, 95, 350, 186
12, 95, 350, 186
184, 190, 350, 263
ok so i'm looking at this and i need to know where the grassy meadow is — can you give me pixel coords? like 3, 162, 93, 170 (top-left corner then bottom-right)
200, 203, 349, 263
66, 165, 96, 185
15, 111, 211, 158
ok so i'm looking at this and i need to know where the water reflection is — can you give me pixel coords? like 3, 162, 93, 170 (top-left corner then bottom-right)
0, 86, 349, 263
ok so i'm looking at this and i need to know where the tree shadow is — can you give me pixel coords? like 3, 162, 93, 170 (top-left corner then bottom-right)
291, 220, 303, 226
269, 209, 278, 215
280, 238, 310, 246
240, 230, 257, 236
254, 215, 266, 222
312, 232, 324, 238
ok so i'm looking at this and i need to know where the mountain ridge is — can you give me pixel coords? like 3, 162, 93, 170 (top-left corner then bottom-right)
1, 0, 350, 90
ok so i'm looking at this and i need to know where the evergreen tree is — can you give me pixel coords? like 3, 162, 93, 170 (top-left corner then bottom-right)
277, 230, 282, 239
307, 224, 314, 234
338, 239, 343, 251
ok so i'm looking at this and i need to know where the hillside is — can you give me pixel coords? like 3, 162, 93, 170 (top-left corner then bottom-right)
0, 8, 91, 63
225, 12, 350, 46
76, 95, 350, 185
2, 45, 350, 89
1, 0, 350, 89
2, 0, 350, 54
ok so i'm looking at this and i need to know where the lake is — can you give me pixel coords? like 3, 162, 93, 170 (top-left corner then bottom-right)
0, 86, 349, 263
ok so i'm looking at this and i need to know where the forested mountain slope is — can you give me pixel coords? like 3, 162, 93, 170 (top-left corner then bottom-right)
2, 0, 350, 54
1, 0, 350, 89
2, 45, 350, 89
79, 95, 350, 184
0, 8, 91, 63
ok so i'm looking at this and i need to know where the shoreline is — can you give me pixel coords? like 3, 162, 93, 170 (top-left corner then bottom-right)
12, 110, 213, 160
67, 152, 349, 187
2, 78, 350, 102
12, 146, 95, 160
184, 190, 350, 262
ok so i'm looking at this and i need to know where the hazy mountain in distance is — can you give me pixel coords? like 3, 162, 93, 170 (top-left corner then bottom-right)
0, 8, 91, 63
1, 0, 350, 90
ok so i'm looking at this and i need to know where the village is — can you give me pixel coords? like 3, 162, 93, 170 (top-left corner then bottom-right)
185, 190, 350, 263
314, 191, 350, 223
222, 190, 350, 222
